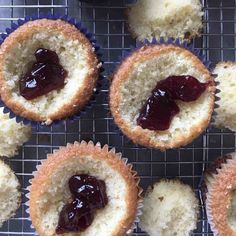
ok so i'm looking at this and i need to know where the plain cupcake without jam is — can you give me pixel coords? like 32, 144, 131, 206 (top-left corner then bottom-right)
204, 153, 236, 235
29, 141, 142, 236
0, 19, 100, 125
127, 0, 203, 42
110, 44, 215, 150
0, 160, 21, 228
140, 179, 199, 236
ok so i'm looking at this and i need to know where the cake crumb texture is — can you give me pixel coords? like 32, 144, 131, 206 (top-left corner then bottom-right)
0, 107, 31, 157
140, 179, 199, 236
127, 0, 203, 41
0, 160, 21, 227
214, 62, 236, 132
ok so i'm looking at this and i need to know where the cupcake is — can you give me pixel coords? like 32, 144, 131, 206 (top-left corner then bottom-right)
0, 107, 31, 158
0, 18, 100, 125
109, 44, 215, 150
0, 160, 21, 227
140, 179, 199, 236
29, 141, 142, 236
127, 0, 203, 42
204, 153, 236, 235
213, 62, 236, 132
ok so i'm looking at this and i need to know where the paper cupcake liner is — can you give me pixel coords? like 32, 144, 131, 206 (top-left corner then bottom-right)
25, 140, 143, 235
202, 153, 236, 235
211, 73, 222, 126
0, 13, 104, 128
112, 37, 216, 139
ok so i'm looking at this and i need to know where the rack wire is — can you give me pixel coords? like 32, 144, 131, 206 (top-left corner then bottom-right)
0, 0, 235, 235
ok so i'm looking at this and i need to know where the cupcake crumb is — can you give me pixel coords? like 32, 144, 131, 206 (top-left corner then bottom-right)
0, 108, 31, 158
127, 0, 203, 41
140, 179, 199, 236
0, 160, 21, 227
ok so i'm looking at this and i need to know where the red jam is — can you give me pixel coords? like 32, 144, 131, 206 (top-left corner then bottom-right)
19, 48, 67, 100
56, 174, 108, 234
137, 75, 209, 131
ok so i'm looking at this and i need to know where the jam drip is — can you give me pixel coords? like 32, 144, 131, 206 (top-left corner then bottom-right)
56, 174, 108, 234
137, 75, 209, 131
19, 48, 67, 100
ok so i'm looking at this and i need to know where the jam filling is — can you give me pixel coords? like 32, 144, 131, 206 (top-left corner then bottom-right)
56, 174, 108, 234
137, 75, 209, 131
19, 48, 67, 100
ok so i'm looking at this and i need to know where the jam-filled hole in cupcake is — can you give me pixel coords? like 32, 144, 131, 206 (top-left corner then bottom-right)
137, 75, 210, 131
20, 48, 68, 100
56, 174, 108, 234
227, 190, 236, 231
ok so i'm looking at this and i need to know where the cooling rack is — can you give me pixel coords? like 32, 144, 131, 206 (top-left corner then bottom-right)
0, 0, 235, 235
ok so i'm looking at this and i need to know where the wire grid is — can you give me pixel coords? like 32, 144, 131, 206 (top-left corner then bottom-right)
0, 0, 235, 235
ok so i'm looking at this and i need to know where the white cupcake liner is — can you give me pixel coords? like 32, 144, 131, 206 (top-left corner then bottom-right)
0, 13, 104, 128
25, 140, 143, 235
203, 153, 236, 235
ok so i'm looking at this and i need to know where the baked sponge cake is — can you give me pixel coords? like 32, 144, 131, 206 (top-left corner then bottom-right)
213, 62, 236, 132
204, 153, 236, 235
127, 0, 203, 41
0, 160, 21, 227
0, 19, 100, 125
140, 179, 199, 236
109, 44, 215, 150
0, 107, 31, 158
29, 141, 141, 236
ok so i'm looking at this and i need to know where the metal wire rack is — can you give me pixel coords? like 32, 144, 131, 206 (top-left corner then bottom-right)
0, 0, 235, 235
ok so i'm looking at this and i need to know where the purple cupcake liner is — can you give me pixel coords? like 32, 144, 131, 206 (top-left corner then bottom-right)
0, 12, 104, 128
112, 37, 216, 139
